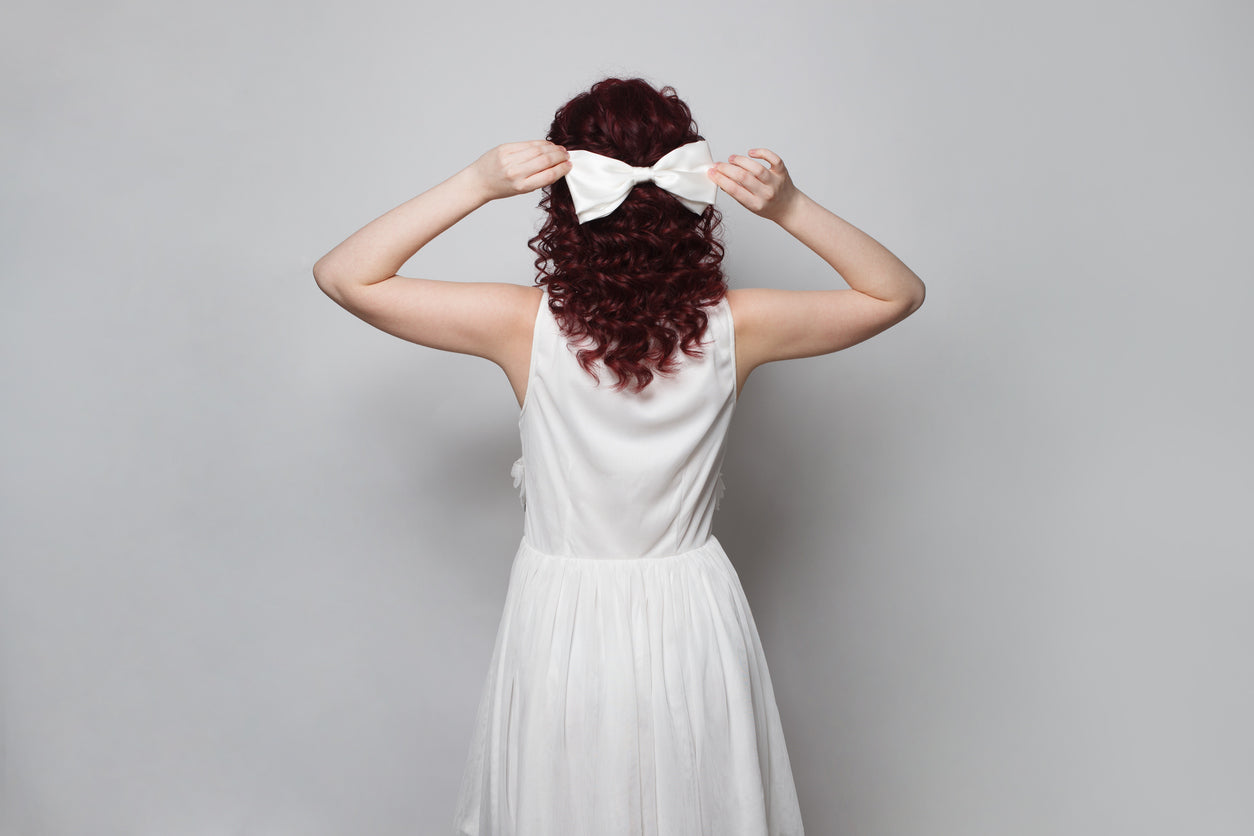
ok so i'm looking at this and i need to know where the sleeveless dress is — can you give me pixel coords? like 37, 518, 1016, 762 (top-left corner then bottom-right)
452, 291, 805, 836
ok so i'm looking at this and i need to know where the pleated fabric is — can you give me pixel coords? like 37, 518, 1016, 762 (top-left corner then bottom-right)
452, 292, 804, 835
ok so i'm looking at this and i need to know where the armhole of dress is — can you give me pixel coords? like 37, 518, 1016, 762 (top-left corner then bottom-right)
518, 289, 548, 420
718, 295, 739, 405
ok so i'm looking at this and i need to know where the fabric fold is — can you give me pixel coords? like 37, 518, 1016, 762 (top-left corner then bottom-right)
452, 537, 805, 836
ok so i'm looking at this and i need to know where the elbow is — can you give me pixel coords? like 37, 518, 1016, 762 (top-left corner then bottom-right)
313, 255, 346, 291
909, 282, 926, 314
312, 265, 331, 296
312, 256, 335, 287
902, 278, 926, 316
312, 262, 347, 304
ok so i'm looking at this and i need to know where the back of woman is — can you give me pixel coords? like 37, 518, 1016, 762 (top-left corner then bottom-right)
516, 285, 737, 558
473, 287, 795, 835
314, 76, 925, 836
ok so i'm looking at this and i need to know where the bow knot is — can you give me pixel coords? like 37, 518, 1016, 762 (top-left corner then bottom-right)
563, 139, 718, 224
630, 166, 654, 185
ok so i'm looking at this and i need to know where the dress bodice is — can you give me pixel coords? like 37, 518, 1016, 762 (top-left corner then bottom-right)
512, 291, 738, 559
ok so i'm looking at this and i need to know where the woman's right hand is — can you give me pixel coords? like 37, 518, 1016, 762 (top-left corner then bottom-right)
467, 140, 572, 202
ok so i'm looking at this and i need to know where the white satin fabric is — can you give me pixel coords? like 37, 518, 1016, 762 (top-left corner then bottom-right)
452, 293, 805, 835
563, 139, 719, 223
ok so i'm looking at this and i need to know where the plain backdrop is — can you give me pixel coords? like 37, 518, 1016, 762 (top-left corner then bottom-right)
3, 1, 1251, 834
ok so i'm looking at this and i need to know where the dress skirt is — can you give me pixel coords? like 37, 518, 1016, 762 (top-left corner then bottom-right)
452, 536, 805, 836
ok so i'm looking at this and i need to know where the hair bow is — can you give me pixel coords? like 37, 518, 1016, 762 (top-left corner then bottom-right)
562, 139, 718, 224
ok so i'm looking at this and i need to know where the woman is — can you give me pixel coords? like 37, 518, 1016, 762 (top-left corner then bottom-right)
314, 77, 924, 836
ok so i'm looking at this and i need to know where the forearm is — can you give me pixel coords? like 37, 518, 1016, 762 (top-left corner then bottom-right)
774, 190, 925, 308
313, 166, 489, 289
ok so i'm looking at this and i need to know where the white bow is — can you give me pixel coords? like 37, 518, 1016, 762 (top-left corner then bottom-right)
563, 139, 718, 224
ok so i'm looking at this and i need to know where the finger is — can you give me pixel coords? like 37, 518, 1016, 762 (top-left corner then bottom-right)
711, 160, 765, 191
726, 153, 772, 182
489, 140, 550, 166
507, 146, 570, 182
707, 165, 763, 207
503, 139, 560, 154
518, 159, 573, 192
507, 142, 567, 167
528, 144, 570, 165
747, 148, 784, 170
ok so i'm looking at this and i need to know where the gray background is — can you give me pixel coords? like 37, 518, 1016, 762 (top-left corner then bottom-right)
3, 0, 1251, 834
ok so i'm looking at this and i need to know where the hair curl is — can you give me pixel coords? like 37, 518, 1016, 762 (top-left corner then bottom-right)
528, 77, 726, 392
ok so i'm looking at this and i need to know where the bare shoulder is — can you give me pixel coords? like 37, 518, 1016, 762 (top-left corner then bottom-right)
725, 285, 922, 371
318, 275, 543, 363
494, 282, 544, 331
444, 281, 544, 361
724, 287, 777, 336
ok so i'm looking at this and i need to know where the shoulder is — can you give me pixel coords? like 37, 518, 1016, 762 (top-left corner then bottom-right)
426, 280, 542, 352
486, 281, 543, 308
510, 283, 544, 325
725, 284, 922, 369
480, 283, 544, 338
723, 287, 772, 337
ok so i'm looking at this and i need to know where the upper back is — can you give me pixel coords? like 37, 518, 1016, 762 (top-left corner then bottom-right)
515, 291, 738, 558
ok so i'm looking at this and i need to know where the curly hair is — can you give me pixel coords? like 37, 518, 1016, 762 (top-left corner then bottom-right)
528, 77, 727, 392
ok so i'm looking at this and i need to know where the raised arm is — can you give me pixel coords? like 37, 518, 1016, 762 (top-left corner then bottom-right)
707, 149, 926, 393
312, 141, 572, 405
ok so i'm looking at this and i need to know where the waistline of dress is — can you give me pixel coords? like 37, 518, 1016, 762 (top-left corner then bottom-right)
516, 535, 727, 563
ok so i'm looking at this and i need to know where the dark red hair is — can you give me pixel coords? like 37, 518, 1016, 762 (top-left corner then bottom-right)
529, 77, 726, 392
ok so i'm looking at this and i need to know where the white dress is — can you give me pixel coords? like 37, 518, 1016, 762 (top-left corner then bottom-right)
452, 291, 805, 835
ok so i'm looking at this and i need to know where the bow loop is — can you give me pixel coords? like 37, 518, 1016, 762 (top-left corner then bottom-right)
563, 139, 718, 224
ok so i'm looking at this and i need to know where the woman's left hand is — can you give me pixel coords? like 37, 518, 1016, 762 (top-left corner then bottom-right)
707, 148, 800, 223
